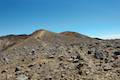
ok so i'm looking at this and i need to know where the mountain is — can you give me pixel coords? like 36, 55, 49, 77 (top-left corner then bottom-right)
0, 34, 29, 52
0, 29, 120, 80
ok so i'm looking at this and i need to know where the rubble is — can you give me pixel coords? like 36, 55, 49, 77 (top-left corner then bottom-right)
0, 30, 120, 80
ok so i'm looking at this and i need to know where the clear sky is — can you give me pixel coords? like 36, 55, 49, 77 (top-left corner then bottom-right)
0, 0, 120, 39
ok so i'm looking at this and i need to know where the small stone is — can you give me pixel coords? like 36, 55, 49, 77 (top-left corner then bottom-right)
58, 55, 65, 61
67, 58, 74, 62
16, 74, 28, 80
112, 61, 120, 68
94, 51, 104, 60
1, 70, 6, 74
88, 51, 92, 54
47, 55, 54, 59
103, 64, 112, 71
44, 77, 52, 80
76, 63, 84, 70
28, 64, 34, 68
3, 57, 10, 64
29, 49, 36, 55
113, 51, 120, 56
73, 59, 79, 63
15, 65, 22, 72
116, 46, 120, 48
78, 71, 82, 75
15, 67, 20, 72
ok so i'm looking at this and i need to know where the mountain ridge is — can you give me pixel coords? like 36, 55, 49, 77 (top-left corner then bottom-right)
0, 29, 120, 80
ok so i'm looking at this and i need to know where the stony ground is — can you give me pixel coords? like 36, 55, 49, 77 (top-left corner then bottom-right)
0, 29, 120, 80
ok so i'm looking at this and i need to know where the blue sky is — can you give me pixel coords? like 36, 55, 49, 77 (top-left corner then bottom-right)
0, 0, 120, 39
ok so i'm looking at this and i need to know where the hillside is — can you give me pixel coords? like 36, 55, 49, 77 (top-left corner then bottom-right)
0, 34, 29, 52
0, 29, 120, 80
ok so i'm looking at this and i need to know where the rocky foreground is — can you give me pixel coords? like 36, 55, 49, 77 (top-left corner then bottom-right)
0, 29, 120, 80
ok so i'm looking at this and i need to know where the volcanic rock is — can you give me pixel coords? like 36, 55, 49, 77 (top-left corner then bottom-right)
0, 29, 120, 80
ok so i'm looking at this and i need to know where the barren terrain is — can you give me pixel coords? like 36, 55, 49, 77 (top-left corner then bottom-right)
0, 29, 120, 80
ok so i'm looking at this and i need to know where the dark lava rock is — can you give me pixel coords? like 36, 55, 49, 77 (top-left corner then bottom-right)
76, 63, 84, 70
15, 66, 22, 72
87, 51, 92, 54
94, 51, 104, 60
15, 67, 20, 72
28, 64, 34, 68
1, 70, 6, 74
113, 51, 120, 56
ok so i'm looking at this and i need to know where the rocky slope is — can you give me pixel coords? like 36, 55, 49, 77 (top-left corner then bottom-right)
0, 29, 120, 80
0, 34, 29, 52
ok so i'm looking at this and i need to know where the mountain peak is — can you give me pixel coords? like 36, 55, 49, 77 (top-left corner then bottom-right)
31, 29, 57, 41
60, 31, 90, 39
31, 29, 48, 35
